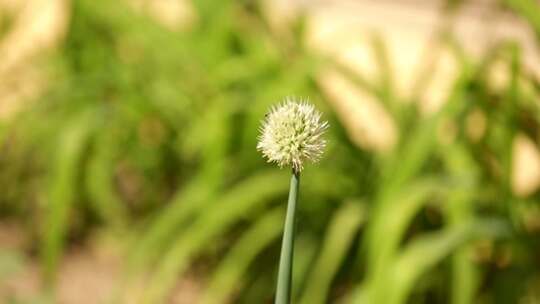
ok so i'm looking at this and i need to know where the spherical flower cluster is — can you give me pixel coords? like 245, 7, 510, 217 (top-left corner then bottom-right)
257, 98, 329, 173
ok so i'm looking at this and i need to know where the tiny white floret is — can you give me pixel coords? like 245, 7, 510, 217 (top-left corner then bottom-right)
257, 97, 329, 172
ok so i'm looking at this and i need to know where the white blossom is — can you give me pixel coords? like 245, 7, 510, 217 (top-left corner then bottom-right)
257, 98, 328, 172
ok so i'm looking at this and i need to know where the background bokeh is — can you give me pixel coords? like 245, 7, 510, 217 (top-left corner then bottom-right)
1, 0, 540, 303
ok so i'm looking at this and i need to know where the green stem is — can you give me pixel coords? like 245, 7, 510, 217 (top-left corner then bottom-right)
275, 170, 300, 304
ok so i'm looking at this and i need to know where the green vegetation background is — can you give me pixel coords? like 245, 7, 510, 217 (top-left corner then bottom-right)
1, 0, 540, 303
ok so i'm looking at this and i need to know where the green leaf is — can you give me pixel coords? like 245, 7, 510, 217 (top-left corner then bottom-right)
200, 208, 284, 304
41, 109, 97, 283
127, 102, 231, 273
125, 175, 214, 273
390, 219, 508, 304
141, 170, 289, 303
504, 0, 540, 34
366, 178, 447, 281
300, 201, 366, 304
363, 178, 448, 304
85, 131, 127, 226
440, 144, 480, 304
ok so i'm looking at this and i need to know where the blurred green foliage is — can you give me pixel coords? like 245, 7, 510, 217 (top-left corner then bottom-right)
1, 0, 540, 303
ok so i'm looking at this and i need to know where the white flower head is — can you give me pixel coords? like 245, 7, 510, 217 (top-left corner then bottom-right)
257, 97, 329, 173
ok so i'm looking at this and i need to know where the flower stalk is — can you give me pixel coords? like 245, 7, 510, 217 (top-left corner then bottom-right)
275, 169, 299, 304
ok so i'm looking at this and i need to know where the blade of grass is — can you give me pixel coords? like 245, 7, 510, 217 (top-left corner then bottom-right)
41, 109, 96, 283
141, 170, 289, 303
200, 207, 284, 304
440, 144, 480, 304
85, 130, 127, 227
390, 219, 509, 304
127, 100, 230, 273
364, 178, 447, 303
300, 201, 365, 304
126, 174, 215, 272
503, 0, 540, 33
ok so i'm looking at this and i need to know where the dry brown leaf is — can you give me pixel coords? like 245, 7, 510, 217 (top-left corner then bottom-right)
318, 68, 397, 152
127, 0, 196, 31
0, 0, 70, 119
305, 0, 540, 103
511, 134, 540, 197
